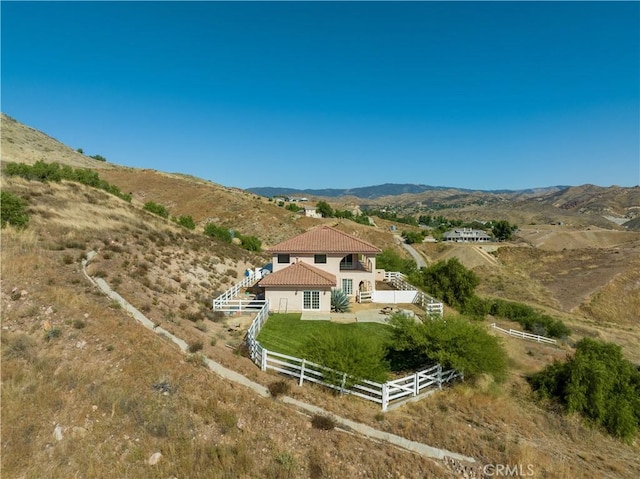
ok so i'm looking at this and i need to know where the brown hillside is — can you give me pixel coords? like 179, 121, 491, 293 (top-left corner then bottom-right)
4, 172, 640, 478
2, 114, 640, 478
1, 113, 113, 170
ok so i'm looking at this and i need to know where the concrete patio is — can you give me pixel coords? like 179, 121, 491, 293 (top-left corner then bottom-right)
301, 306, 417, 324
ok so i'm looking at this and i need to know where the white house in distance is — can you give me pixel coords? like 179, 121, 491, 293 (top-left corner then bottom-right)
302, 206, 322, 218
258, 225, 381, 313
443, 228, 492, 243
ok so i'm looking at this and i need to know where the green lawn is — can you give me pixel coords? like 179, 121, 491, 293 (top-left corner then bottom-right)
256, 313, 393, 358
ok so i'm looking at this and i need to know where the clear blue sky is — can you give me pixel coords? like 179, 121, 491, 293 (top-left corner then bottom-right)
2, 1, 639, 190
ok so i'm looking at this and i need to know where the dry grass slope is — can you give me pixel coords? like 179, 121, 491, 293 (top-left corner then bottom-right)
1, 113, 113, 170
2, 114, 640, 478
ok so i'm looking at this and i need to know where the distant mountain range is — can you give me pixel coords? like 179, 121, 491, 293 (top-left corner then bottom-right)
246, 183, 570, 199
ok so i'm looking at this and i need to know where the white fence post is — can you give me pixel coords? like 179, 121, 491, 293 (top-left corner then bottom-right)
437, 364, 443, 390
261, 348, 268, 372
340, 373, 347, 394
414, 371, 419, 396
382, 383, 389, 412
299, 359, 306, 386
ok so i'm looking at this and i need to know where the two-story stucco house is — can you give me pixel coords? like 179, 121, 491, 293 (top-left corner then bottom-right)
258, 225, 381, 313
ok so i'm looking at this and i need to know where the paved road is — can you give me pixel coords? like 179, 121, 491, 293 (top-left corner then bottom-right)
395, 234, 428, 268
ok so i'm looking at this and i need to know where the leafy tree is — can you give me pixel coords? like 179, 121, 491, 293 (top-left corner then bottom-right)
386, 313, 508, 381
334, 209, 353, 220
402, 230, 424, 244
301, 328, 389, 386
417, 258, 479, 308
175, 215, 196, 230
143, 201, 169, 218
204, 223, 232, 243
1, 191, 29, 228
90, 154, 107, 162
76, 148, 84, 154
375, 248, 416, 275
529, 338, 640, 442
316, 201, 334, 218
492, 220, 517, 241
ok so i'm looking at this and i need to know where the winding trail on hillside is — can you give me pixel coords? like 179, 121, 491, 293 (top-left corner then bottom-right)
82, 251, 476, 465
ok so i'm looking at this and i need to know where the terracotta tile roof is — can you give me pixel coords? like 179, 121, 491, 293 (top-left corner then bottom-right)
267, 225, 381, 254
258, 262, 336, 288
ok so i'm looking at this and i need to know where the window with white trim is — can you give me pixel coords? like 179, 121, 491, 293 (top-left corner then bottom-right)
341, 279, 353, 295
303, 291, 320, 310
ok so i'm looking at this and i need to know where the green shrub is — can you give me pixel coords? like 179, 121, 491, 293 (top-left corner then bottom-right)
175, 215, 196, 230
528, 338, 640, 442
461, 295, 491, 319
3, 161, 131, 202
204, 223, 232, 243
4, 160, 63, 182
238, 234, 262, 252
301, 329, 389, 386
1, 191, 29, 228
45, 327, 62, 342
487, 298, 570, 338
386, 313, 508, 382
143, 201, 169, 218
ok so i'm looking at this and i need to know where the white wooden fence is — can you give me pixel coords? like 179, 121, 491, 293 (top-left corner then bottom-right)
371, 289, 418, 304
244, 300, 461, 411
212, 269, 458, 410
490, 323, 557, 345
382, 272, 444, 317
212, 271, 261, 311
